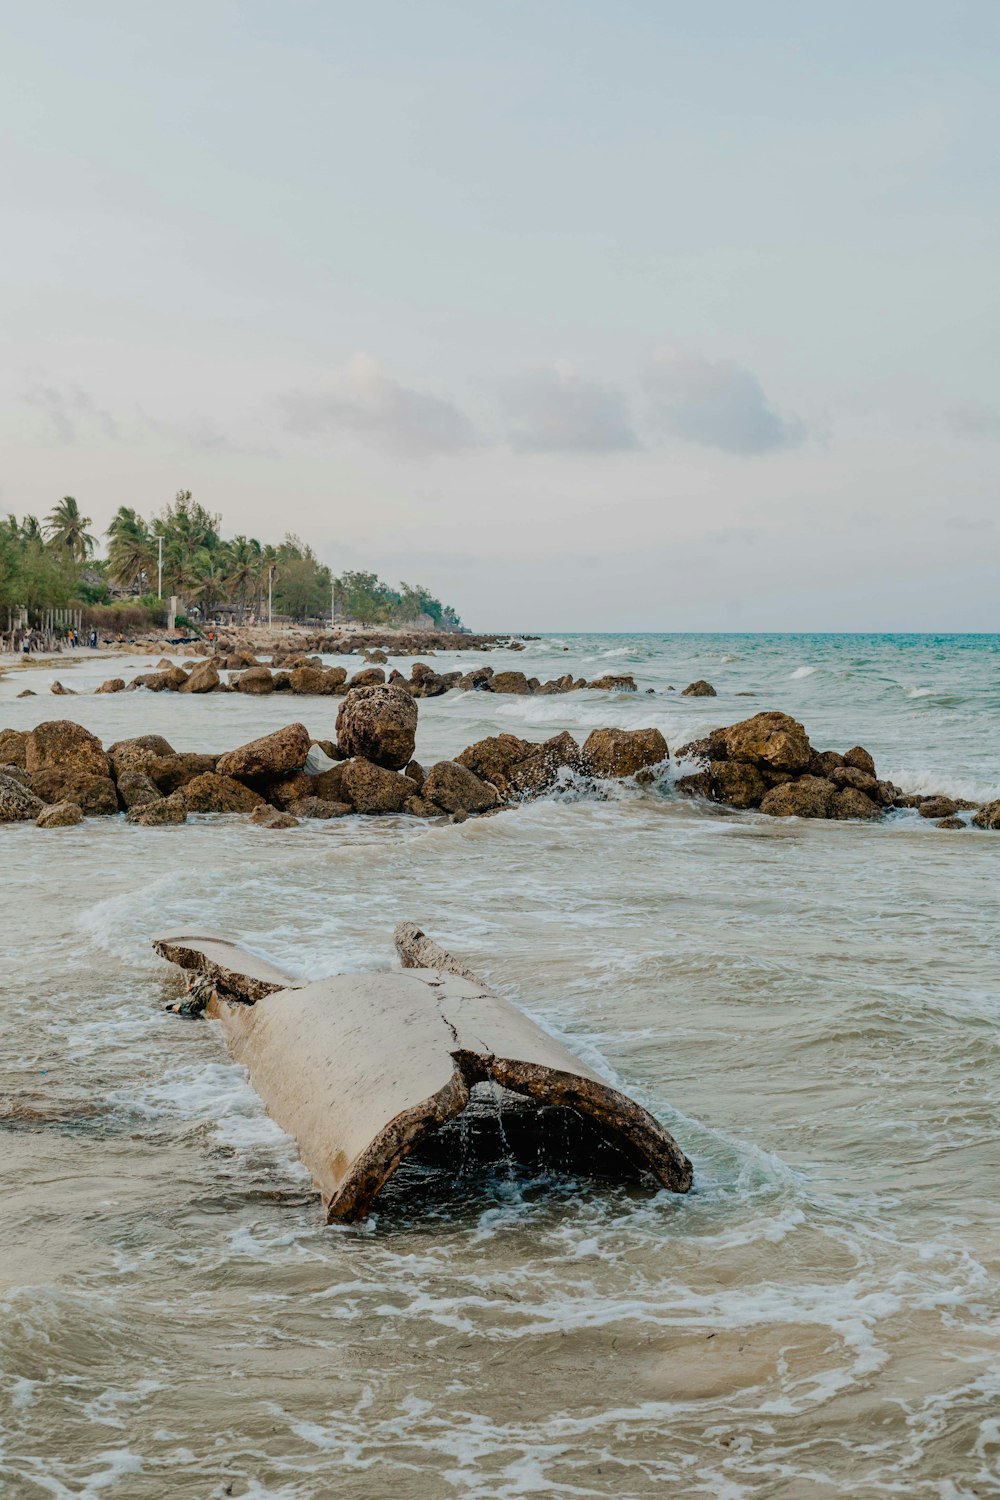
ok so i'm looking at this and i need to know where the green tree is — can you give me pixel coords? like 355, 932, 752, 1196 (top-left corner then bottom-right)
44, 496, 97, 561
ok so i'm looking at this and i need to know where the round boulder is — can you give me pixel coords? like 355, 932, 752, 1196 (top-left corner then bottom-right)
336, 685, 417, 771
422, 761, 501, 815
582, 727, 669, 780
36, 801, 85, 828
216, 723, 311, 781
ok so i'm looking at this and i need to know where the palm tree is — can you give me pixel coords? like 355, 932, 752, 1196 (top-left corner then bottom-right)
44, 496, 96, 561
106, 507, 157, 593
224, 535, 262, 621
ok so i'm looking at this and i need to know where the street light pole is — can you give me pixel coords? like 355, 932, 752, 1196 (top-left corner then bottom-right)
268, 566, 273, 627
157, 536, 163, 600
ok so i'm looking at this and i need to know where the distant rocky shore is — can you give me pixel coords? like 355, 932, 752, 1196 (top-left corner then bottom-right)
1, 695, 996, 833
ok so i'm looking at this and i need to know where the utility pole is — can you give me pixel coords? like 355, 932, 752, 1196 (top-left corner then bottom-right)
268, 566, 273, 627
331, 571, 336, 628
157, 536, 163, 599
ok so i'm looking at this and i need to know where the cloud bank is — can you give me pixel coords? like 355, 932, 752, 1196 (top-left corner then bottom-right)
642, 349, 805, 455
279, 355, 479, 456
500, 363, 640, 453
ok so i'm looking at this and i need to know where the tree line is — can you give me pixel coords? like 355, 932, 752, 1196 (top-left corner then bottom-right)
1, 492, 462, 630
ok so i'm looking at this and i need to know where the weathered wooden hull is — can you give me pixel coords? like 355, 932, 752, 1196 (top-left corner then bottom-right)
153, 927, 692, 1220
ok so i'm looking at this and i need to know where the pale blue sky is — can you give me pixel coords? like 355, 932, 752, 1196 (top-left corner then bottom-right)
2, 1, 998, 628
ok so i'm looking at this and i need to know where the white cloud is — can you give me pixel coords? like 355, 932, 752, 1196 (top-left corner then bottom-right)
22, 378, 119, 445
279, 354, 479, 456
642, 349, 806, 455
500, 362, 640, 453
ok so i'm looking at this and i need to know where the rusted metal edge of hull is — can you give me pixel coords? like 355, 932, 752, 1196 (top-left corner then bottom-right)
152, 929, 693, 1220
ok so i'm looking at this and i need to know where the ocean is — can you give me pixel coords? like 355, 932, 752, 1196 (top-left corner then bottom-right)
1, 632, 998, 1497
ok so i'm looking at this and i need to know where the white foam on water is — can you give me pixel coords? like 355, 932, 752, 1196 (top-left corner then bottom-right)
789, 665, 818, 678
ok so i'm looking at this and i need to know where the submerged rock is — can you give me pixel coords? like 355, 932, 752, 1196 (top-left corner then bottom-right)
681, 679, 717, 697
95, 678, 126, 694
972, 800, 1000, 830
918, 796, 959, 820
249, 805, 299, 829
288, 796, 352, 820
127, 794, 188, 826
586, 674, 637, 692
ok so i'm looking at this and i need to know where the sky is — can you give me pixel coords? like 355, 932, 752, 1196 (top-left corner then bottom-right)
2, 0, 998, 630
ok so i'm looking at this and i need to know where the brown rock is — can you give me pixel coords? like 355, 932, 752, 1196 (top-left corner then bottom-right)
490, 671, 533, 695
0, 773, 45, 821
50, 680, 77, 696
422, 761, 501, 815
582, 727, 669, 780
918, 795, 959, 820
149, 753, 219, 794
27, 720, 109, 780
249, 805, 299, 829
721, 712, 813, 774
759, 776, 837, 819
936, 816, 965, 830
261, 770, 314, 809
131, 671, 172, 691
364, 649, 388, 664
829, 787, 883, 821
288, 797, 352, 819
336, 685, 418, 770
403, 795, 442, 817
347, 667, 387, 689
459, 667, 494, 691
404, 760, 426, 789
709, 760, 767, 809
235, 666, 275, 695
971, 800, 1000, 830
180, 773, 264, 813
0, 729, 28, 767
36, 801, 85, 828
675, 770, 713, 799
127, 794, 188, 826
179, 661, 220, 694
457, 733, 543, 796
508, 732, 583, 796
116, 770, 163, 811
311, 762, 349, 803
681, 679, 717, 697
340, 757, 411, 814
95, 678, 126, 695
586, 674, 637, 692
216, 723, 311, 780
843, 746, 877, 776
31, 770, 118, 815
810, 750, 844, 777
108, 734, 175, 772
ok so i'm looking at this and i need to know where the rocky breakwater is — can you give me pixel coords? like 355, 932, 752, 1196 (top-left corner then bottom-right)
676, 710, 989, 829
0, 693, 672, 831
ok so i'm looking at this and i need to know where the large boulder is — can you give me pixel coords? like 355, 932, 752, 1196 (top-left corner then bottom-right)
347, 667, 386, 689
421, 761, 501, 815
27, 720, 109, 780
290, 665, 347, 695
108, 734, 175, 775
0, 773, 45, 822
339, 757, 412, 814
507, 732, 582, 796
95, 678, 126, 694
180, 773, 264, 813
236, 666, 276, 695
131, 671, 172, 692
843, 746, 877, 776
27, 723, 117, 814
36, 801, 84, 828
179, 660, 220, 694
260, 770, 314, 810
216, 723, 311, 780
582, 727, 669, 781
336, 685, 417, 771
456, 732, 581, 799
720, 712, 813, 774
490, 671, 532, 695
972, 800, 1000, 830
0, 729, 27, 767
682, 680, 717, 697
758, 776, 837, 819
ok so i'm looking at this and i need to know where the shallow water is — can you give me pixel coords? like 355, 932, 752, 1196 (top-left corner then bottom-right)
1, 633, 998, 1497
